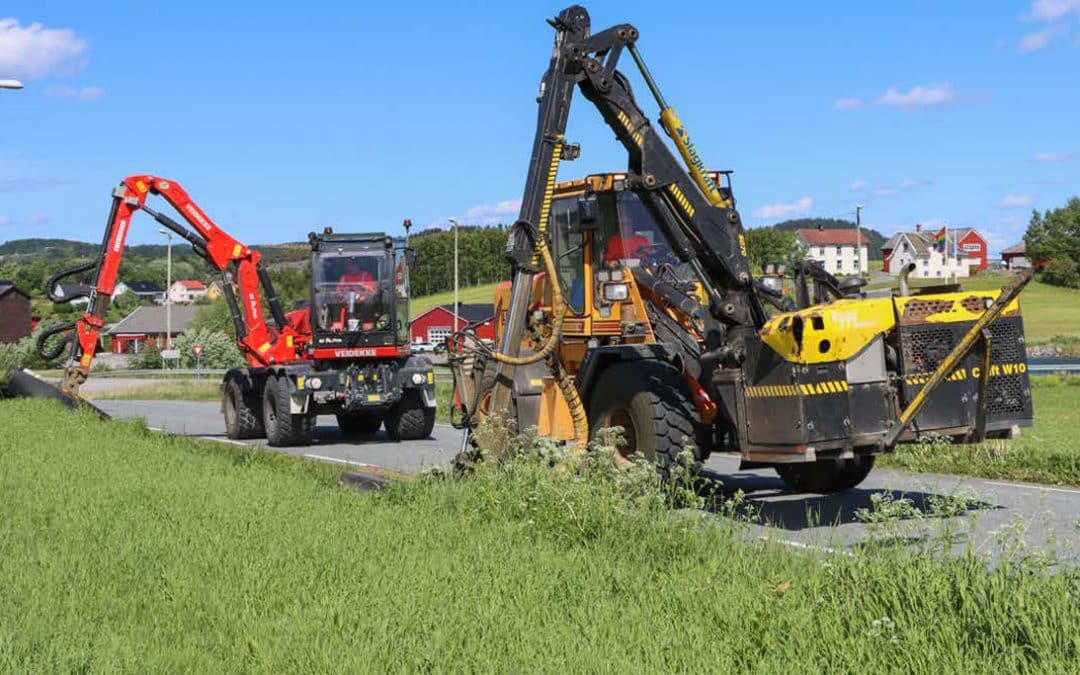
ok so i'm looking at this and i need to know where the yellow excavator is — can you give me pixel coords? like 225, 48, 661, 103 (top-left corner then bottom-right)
450, 5, 1033, 492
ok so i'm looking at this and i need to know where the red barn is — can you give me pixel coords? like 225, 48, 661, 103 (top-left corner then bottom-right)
411, 303, 495, 345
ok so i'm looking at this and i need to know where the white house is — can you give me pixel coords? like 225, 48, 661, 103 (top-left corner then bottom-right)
113, 280, 165, 303
796, 229, 869, 275
167, 279, 208, 304
881, 225, 986, 279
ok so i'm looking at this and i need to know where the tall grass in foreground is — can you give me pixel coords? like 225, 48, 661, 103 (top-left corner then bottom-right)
1, 399, 1079, 671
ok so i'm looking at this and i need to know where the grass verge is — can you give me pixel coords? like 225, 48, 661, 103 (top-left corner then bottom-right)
83, 380, 221, 401
880, 375, 1080, 486
2, 400, 1080, 671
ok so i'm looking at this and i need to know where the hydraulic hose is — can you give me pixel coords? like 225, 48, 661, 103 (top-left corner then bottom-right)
487, 229, 566, 366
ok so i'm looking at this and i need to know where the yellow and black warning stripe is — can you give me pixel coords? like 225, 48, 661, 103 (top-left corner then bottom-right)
616, 110, 644, 146
666, 183, 696, 218
745, 381, 850, 398
903, 361, 1028, 387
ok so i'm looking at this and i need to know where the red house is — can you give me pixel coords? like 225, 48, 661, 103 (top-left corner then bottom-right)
882, 225, 988, 273
0, 280, 32, 344
410, 303, 495, 345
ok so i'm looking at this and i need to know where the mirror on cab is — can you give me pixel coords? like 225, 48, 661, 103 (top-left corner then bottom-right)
576, 193, 599, 229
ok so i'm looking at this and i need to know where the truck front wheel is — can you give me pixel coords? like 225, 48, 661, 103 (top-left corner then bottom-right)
262, 374, 314, 447
386, 390, 435, 441
223, 377, 264, 440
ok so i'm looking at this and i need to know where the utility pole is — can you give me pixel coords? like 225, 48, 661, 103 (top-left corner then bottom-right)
159, 229, 173, 352
855, 204, 864, 275
448, 218, 460, 333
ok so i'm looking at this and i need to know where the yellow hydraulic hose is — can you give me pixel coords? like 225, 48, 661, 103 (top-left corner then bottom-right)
488, 232, 566, 366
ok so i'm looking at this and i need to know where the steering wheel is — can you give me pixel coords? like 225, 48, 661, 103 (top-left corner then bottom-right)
633, 243, 677, 267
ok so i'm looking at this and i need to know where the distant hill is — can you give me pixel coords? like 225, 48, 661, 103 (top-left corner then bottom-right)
770, 219, 887, 260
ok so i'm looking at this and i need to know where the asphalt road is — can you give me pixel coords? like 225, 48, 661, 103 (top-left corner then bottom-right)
97, 400, 1080, 561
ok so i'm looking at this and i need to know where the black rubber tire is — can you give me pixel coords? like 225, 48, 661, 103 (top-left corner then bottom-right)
337, 412, 383, 437
586, 360, 701, 479
775, 455, 876, 494
386, 390, 436, 441
262, 374, 314, 447
223, 377, 264, 440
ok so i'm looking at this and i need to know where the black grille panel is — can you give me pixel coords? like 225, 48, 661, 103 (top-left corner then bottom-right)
897, 315, 1032, 432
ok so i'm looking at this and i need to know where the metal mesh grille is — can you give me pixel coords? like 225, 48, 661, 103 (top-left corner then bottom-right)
988, 376, 1026, 416
988, 319, 1023, 364
900, 325, 953, 373
901, 299, 954, 323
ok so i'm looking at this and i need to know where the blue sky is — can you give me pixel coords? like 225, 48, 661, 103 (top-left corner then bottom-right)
1, 1, 1078, 255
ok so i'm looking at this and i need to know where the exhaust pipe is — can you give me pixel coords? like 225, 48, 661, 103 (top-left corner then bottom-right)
2, 367, 109, 419
898, 262, 917, 297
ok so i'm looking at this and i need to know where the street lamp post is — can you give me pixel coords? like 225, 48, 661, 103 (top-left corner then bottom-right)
159, 229, 173, 353
448, 218, 460, 334
855, 204, 864, 275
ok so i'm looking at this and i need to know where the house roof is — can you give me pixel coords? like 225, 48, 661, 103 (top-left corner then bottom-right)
441, 303, 495, 324
0, 279, 29, 300
54, 283, 93, 299
123, 280, 164, 294
1001, 243, 1026, 255
107, 304, 201, 335
175, 279, 206, 290
797, 229, 869, 246
883, 232, 931, 258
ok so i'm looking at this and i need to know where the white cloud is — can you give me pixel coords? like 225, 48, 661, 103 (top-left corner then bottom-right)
45, 84, 104, 100
1033, 151, 1075, 162
28, 213, 49, 226
875, 83, 956, 109
0, 214, 9, 226
464, 199, 521, 225
752, 197, 813, 220
998, 194, 1034, 208
1025, 0, 1080, 21
0, 18, 87, 79
849, 180, 866, 193
1018, 29, 1055, 52
833, 97, 862, 110
872, 187, 900, 197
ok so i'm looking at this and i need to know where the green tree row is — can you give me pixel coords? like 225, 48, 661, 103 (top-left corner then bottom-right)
408, 226, 510, 296
1025, 196, 1080, 289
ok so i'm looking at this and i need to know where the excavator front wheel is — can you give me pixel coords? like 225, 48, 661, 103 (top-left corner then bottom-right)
223, 377, 265, 440
774, 455, 876, 494
262, 374, 314, 447
586, 360, 701, 480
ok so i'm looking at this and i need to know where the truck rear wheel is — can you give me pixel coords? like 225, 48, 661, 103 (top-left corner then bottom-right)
587, 360, 701, 479
774, 455, 875, 494
223, 377, 264, 440
337, 412, 383, 437
262, 374, 314, 447
386, 390, 435, 441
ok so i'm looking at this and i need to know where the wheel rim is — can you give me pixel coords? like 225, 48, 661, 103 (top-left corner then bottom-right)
598, 408, 648, 464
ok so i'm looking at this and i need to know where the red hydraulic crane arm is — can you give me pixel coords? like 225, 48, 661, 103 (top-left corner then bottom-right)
43, 175, 301, 393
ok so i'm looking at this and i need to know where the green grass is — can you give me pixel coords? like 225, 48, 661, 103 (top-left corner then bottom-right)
410, 281, 502, 317
3, 400, 1080, 671
865, 272, 1080, 342
83, 380, 222, 401
880, 376, 1080, 486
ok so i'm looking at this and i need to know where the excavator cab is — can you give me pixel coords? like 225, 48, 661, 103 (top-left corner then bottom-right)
311, 236, 394, 341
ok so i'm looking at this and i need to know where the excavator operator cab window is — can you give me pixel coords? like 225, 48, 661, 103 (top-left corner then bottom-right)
598, 191, 670, 270
312, 251, 391, 334
548, 197, 587, 315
